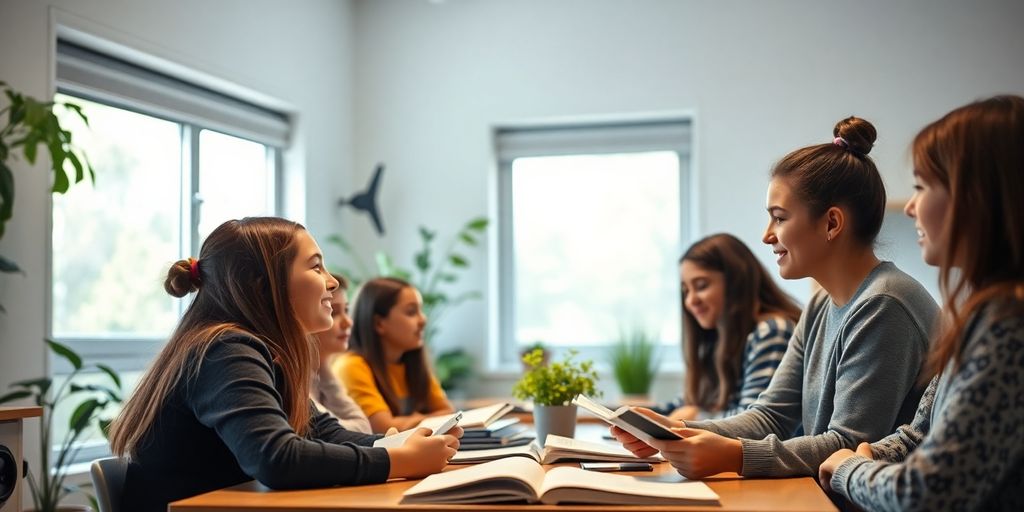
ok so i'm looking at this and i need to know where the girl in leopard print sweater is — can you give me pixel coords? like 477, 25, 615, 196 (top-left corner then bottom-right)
819, 95, 1024, 511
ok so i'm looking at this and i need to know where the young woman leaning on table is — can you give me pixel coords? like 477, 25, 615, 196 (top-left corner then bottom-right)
108, 218, 461, 512
653, 233, 801, 422
819, 95, 1024, 511
333, 277, 455, 433
612, 116, 939, 479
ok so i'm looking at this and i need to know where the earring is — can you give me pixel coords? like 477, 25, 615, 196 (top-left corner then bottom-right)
826, 233, 832, 242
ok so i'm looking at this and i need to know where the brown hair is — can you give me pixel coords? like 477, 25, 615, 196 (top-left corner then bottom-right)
771, 117, 886, 246
681, 233, 802, 410
913, 95, 1024, 377
348, 277, 433, 415
109, 217, 316, 457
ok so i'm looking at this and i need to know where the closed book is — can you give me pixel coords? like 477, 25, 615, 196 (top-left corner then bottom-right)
401, 457, 719, 505
418, 402, 513, 431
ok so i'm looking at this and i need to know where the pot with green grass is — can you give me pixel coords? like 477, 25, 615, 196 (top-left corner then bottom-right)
512, 349, 598, 445
610, 326, 660, 404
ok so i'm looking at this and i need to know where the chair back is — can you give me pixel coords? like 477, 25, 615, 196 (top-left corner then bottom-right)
89, 457, 128, 512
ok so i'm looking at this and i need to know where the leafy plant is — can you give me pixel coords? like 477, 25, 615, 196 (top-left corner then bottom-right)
0, 340, 122, 512
609, 326, 661, 395
434, 348, 473, 391
326, 216, 488, 390
0, 81, 94, 284
512, 349, 600, 406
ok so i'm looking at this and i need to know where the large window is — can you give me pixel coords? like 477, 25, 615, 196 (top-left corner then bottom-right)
495, 119, 692, 367
49, 36, 289, 463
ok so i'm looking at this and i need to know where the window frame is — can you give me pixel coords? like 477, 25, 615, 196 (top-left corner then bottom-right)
491, 117, 694, 371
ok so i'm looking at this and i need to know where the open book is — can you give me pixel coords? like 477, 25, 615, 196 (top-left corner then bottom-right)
573, 394, 684, 444
402, 457, 718, 505
418, 402, 513, 430
451, 434, 660, 464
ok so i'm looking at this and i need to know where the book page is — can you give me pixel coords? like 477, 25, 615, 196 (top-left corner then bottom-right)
539, 466, 719, 505
402, 457, 546, 504
450, 442, 541, 464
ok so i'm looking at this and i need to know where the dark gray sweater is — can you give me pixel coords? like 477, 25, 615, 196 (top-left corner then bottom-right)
688, 262, 938, 477
122, 335, 390, 512
832, 304, 1024, 511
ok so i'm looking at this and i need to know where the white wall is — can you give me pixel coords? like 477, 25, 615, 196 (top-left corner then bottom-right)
349, 0, 1024, 397
0, 0, 355, 506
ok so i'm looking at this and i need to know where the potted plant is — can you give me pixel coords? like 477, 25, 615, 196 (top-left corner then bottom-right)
0, 340, 122, 512
326, 216, 488, 391
609, 326, 660, 404
512, 349, 599, 445
1, 80, 94, 307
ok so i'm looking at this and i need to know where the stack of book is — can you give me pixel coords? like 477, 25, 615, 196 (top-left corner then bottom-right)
417, 402, 535, 450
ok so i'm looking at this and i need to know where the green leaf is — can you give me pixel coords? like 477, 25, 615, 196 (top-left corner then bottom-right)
68, 398, 101, 434
0, 160, 13, 236
64, 102, 90, 127
418, 226, 436, 242
414, 250, 430, 272
22, 131, 39, 163
449, 254, 468, 267
326, 233, 354, 252
47, 339, 83, 370
0, 253, 23, 274
458, 232, 477, 246
96, 363, 122, 389
66, 150, 84, 184
438, 273, 457, 283
11, 377, 51, 394
0, 389, 33, 404
466, 217, 489, 231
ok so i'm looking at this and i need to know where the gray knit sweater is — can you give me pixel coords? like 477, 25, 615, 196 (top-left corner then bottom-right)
831, 303, 1024, 511
687, 262, 938, 477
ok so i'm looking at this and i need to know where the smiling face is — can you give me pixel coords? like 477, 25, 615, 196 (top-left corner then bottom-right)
762, 177, 830, 280
680, 260, 726, 330
904, 169, 952, 267
287, 230, 339, 335
374, 286, 427, 357
316, 288, 352, 357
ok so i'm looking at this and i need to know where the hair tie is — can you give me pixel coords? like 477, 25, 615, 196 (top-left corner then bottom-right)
188, 257, 201, 283
833, 136, 849, 149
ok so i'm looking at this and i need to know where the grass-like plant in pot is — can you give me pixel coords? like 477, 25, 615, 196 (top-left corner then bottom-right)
609, 326, 660, 403
512, 349, 599, 445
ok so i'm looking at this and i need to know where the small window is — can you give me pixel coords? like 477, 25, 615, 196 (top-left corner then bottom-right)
495, 119, 693, 367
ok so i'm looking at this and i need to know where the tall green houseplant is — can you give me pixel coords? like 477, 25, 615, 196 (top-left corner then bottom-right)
0, 81, 94, 288
0, 340, 122, 512
327, 216, 488, 389
609, 326, 661, 398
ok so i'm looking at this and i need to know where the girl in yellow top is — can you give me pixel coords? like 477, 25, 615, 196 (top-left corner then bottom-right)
335, 277, 454, 432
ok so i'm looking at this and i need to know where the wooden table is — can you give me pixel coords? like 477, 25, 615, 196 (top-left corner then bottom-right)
170, 423, 837, 512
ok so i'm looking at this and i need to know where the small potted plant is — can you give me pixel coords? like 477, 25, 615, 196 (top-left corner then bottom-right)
518, 340, 550, 372
512, 349, 599, 445
0, 340, 122, 512
609, 326, 660, 404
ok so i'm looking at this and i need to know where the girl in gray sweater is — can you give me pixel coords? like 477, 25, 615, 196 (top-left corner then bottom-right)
820, 95, 1024, 511
611, 117, 939, 479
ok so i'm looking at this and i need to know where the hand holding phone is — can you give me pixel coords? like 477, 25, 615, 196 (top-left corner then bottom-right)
430, 411, 463, 435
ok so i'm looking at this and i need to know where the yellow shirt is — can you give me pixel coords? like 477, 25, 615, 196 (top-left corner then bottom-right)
333, 352, 449, 418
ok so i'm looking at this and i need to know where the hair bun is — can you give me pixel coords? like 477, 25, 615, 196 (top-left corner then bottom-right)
164, 258, 199, 297
833, 116, 877, 156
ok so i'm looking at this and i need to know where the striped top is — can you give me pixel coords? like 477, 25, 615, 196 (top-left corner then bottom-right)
657, 316, 794, 419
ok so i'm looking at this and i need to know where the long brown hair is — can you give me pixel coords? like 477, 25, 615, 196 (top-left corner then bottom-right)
348, 277, 433, 415
681, 233, 802, 410
912, 95, 1024, 377
109, 217, 316, 457
771, 116, 886, 247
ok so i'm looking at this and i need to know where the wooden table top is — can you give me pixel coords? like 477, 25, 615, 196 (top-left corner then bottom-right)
170, 423, 837, 512
0, 406, 43, 421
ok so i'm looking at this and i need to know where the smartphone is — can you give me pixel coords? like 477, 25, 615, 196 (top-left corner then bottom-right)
617, 409, 685, 441
580, 462, 654, 472
431, 411, 463, 435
